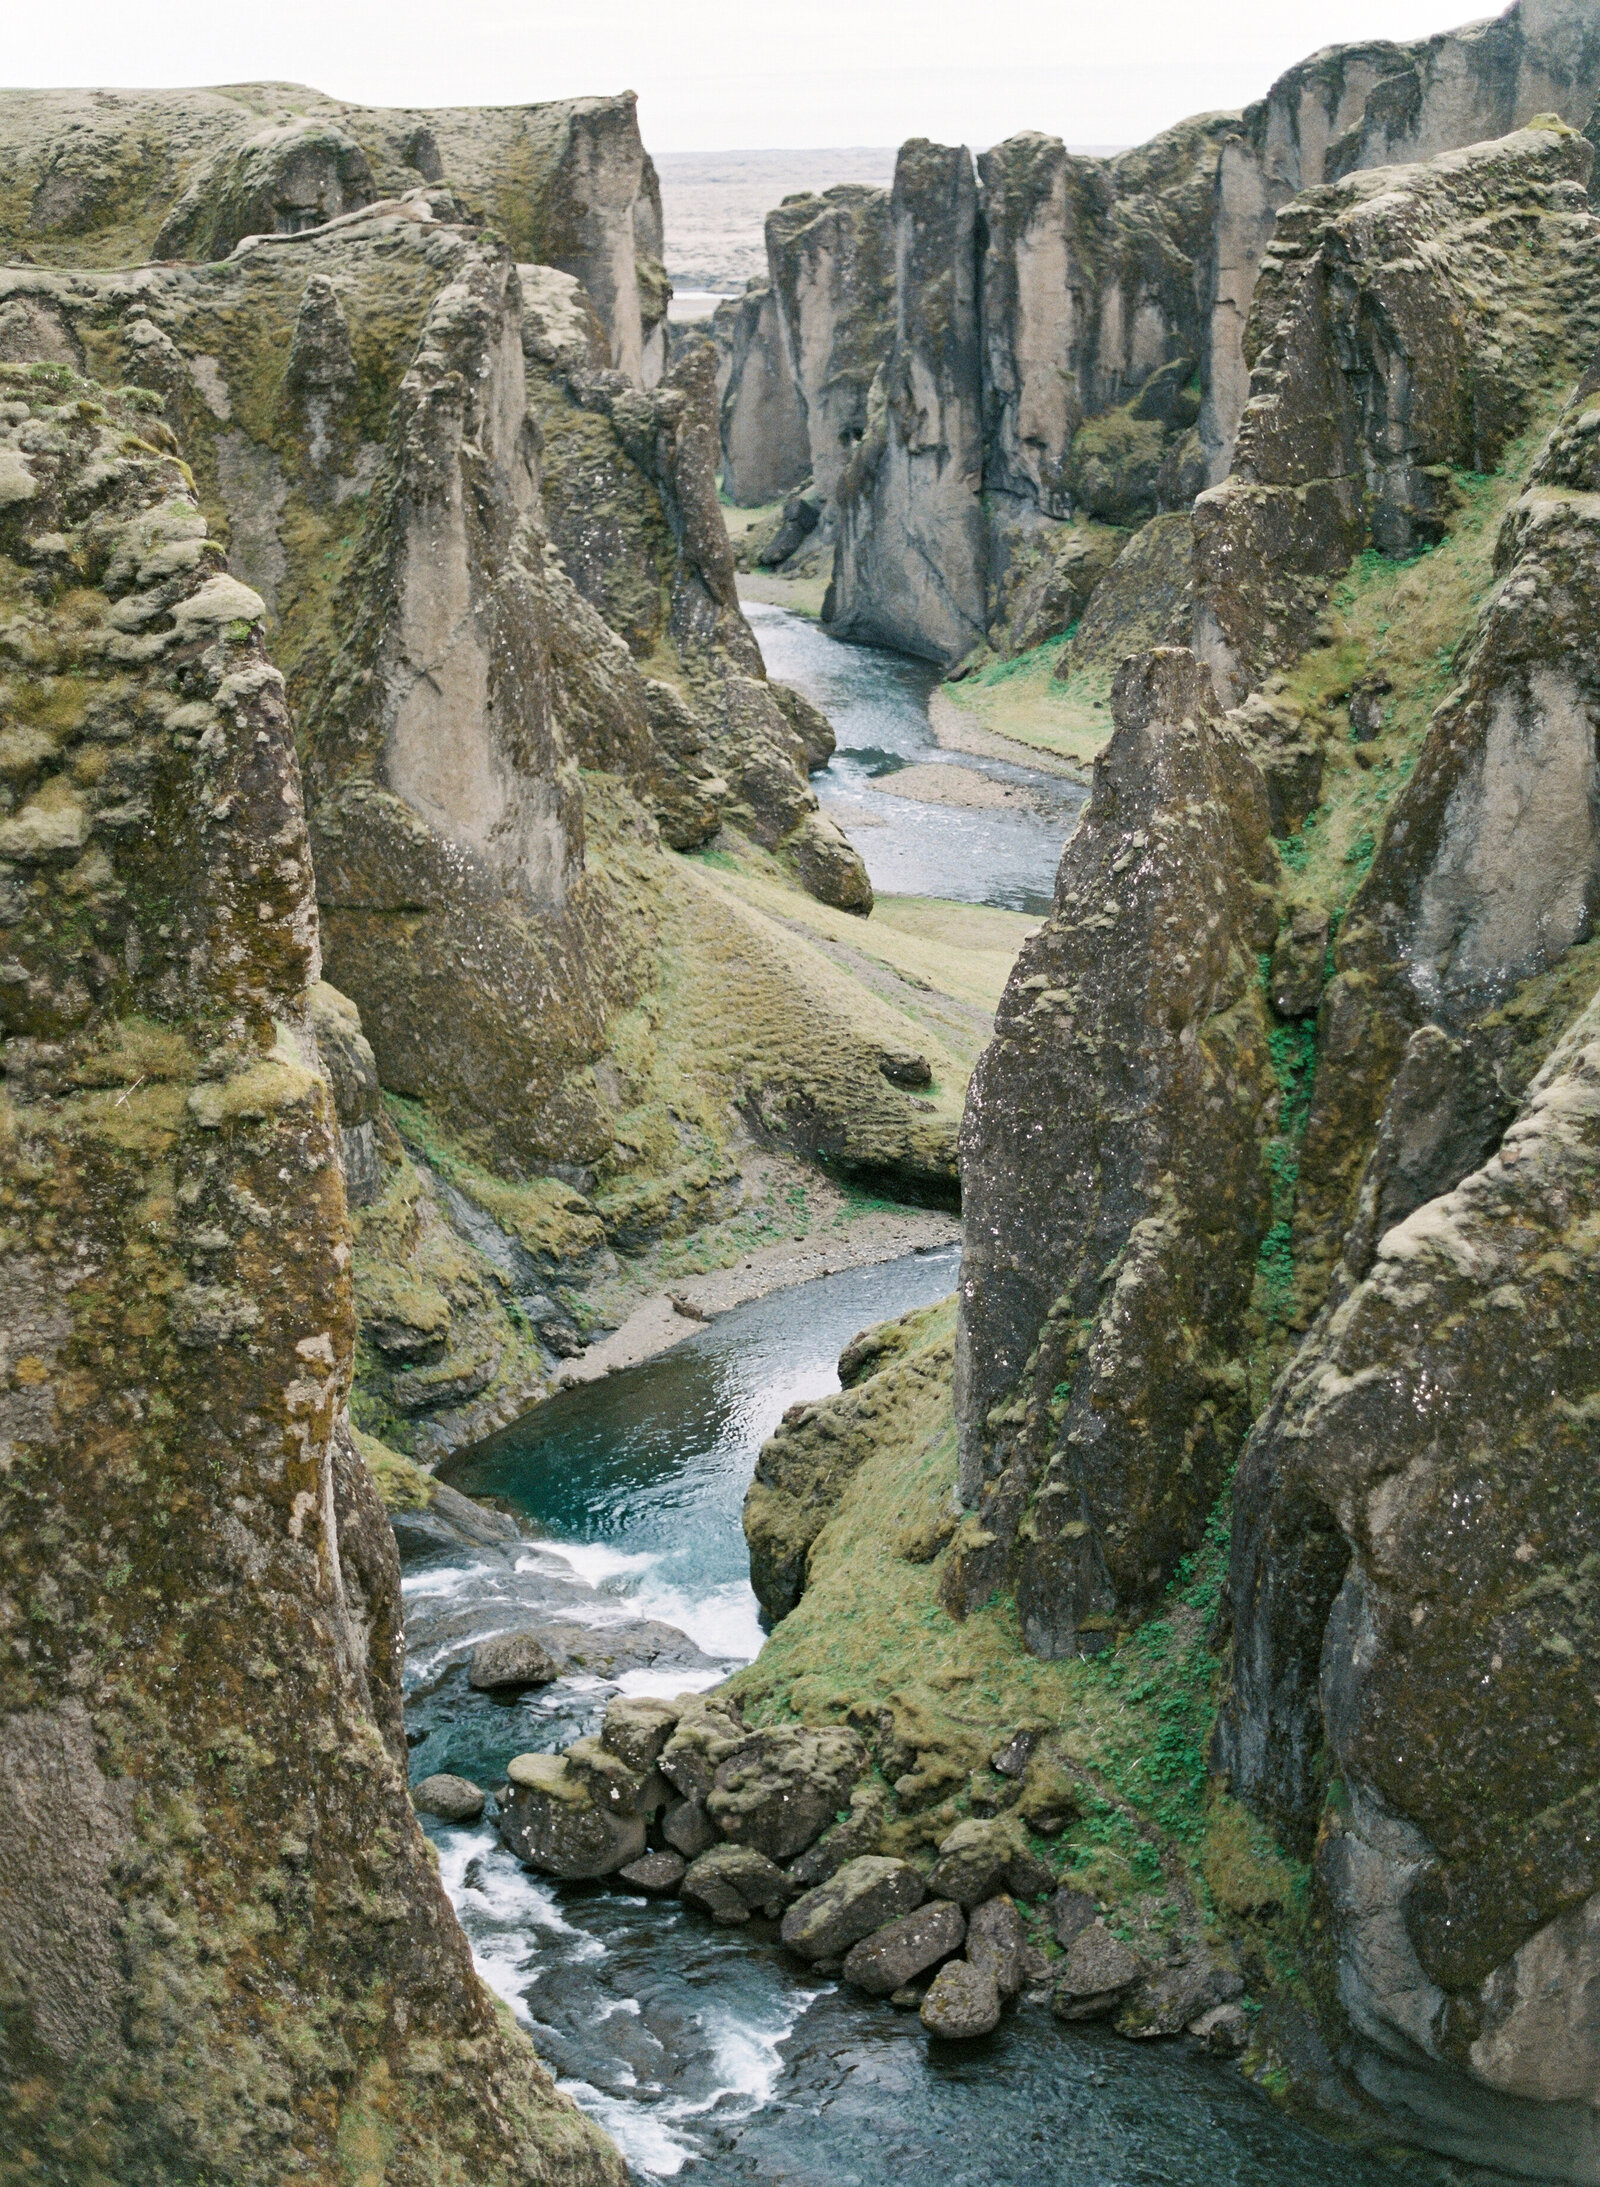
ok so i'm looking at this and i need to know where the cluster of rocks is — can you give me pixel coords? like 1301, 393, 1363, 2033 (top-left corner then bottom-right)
419, 1690, 1247, 2050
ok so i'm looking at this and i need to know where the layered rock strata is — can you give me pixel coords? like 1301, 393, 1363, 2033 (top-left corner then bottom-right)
0, 363, 620, 2183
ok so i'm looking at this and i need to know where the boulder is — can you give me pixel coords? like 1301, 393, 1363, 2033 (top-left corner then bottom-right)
411, 1773, 486, 1824
600, 1695, 683, 1774
780, 1856, 926, 1963
561, 1734, 665, 1820
927, 1816, 1053, 1904
682, 1844, 792, 1924
1190, 2002, 1249, 2056
920, 1959, 1002, 2039
658, 1696, 747, 1800
662, 1794, 719, 1859
1116, 1956, 1244, 2039
784, 1782, 890, 1889
707, 1725, 869, 1861
617, 1851, 686, 1895
498, 1752, 647, 1880
468, 1630, 563, 1692
842, 1901, 966, 1996
1050, 1886, 1099, 1949
1051, 1921, 1145, 2021
966, 1895, 1026, 1999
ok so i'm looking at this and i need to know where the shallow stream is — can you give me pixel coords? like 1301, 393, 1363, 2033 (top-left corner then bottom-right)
743, 600, 1082, 916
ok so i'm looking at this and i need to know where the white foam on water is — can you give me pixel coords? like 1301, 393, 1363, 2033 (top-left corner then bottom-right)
613, 1664, 726, 1699
400, 1563, 479, 1600
628, 1576, 766, 1666
433, 1826, 606, 2022
518, 1542, 657, 1589
557, 2080, 701, 2179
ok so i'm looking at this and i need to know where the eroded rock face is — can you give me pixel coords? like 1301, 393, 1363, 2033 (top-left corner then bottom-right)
1194, 122, 1600, 706
829, 143, 988, 665
765, 185, 895, 507
714, 281, 811, 505
0, 364, 619, 2183
1197, 0, 1600, 481
951, 650, 1279, 1654
0, 82, 666, 384
1218, 993, 1600, 2175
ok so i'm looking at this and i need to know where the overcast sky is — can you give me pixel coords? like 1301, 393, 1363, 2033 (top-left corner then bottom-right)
11, 0, 1483, 149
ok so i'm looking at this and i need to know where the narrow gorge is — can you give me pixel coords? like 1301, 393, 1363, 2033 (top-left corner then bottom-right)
4, 3, 1600, 2179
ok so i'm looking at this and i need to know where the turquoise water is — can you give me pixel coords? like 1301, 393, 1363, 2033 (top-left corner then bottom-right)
403, 1248, 1427, 2187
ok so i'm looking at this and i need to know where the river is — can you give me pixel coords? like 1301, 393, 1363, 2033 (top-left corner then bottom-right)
401, 622, 1419, 2183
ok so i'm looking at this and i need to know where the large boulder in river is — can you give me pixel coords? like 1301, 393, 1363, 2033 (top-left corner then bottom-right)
781, 1856, 927, 1963
842, 1900, 966, 1996
601, 1695, 683, 1773
706, 1725, 869, 1860
919, 1959, 1001, 2039
412, 1774, 487, 1824
498, 1752, 648, 1879
659, 1695, 748, 1800
469, 1630, 563, 1691
681, 1845, 792, 1923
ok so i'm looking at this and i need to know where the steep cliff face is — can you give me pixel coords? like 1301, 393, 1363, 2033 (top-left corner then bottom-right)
0, 83, 667, 385
763, 184, 895, 507
950, 651, 1278, 1653
1198, 0, 1600, 481
713, 280, 810, 506
829, 145, 988, 665
1193, 122, 1600, 706
0, 363, 621, 2184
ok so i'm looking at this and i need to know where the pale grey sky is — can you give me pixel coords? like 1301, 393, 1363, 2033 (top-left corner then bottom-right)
12, 0, 1487, 150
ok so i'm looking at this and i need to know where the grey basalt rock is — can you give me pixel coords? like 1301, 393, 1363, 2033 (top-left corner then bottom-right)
844, 1901, 966, 1996
498, 1751, 648, 1879
1051, 1921, 1146, 2021
764, 184, 895, 507
965, 1895, 1026, 1999
920, 1958, 1002, 2039
781, 1855, 927, 1962
468, 1630, 563, 1691
950, 647, 1279, 1655
707, 1725, 869, 1861
714, 281, 811, 506
927, 1817, 1047, 1908
682, 1844, 792, 1923
412, 1773, 487, 1823
601, 1694, 684, 1774
1217, 991, 1600, 2171
1194, 122, 1600, 708
829, 141, 988, 666
618, 1850, 687, 1895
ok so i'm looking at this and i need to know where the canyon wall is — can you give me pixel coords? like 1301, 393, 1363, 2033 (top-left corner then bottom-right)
730, 0, 1600, 667
0, 83, 670, 383
947, 114, 1600, 2169
0, 362, 622, 2185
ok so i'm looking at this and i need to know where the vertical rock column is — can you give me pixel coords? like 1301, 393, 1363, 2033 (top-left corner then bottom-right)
827, 142, 988, 665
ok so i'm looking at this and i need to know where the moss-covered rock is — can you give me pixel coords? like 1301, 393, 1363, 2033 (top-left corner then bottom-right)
0, 363, 620, 2184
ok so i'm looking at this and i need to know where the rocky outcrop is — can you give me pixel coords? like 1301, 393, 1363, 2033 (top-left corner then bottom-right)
829, 144, 987, 665
0, 364, 619, 2181
1217, 992, 1600, 2177
765, 184, 895, 506
1194, 121, 1600, 706
0, 82, 667, 384
950, 650, 1279, 1653
713, 281, 811, 505
1198, 0, 1600, 481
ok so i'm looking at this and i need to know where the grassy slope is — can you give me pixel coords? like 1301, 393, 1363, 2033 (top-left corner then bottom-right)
939, 637, 1115, 775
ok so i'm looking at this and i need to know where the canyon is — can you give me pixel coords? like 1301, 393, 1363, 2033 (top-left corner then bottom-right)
3, 6, 1600, 2180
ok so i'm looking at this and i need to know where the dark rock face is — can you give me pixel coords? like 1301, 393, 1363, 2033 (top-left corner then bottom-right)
0, 365, 620, 2182
843, 1900, 966, 1995
1218, 994, 1600, 2171
764, 185, 896, 507
1194, 123, 1600, 706
705, 1725, 868, 1860
919, 1957, 1002, 2037
830, 143, 988, 665
780, 1855, 926, 1961
713, 281, 811, 505
950, 650, 1279, 1654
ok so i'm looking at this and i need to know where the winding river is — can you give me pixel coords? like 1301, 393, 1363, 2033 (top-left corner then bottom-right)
403, 623, 1418, 2183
